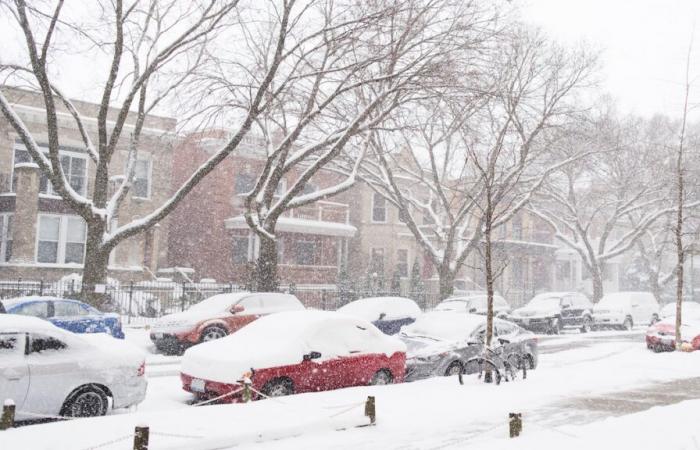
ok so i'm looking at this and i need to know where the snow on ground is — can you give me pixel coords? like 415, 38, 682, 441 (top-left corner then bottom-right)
2, 329, 698, 450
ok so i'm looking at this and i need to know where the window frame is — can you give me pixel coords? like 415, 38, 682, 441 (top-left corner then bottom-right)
294, 240, 317, 266
0, 213, 12, 263
12, 143, 88, 197
35, 214, 87, 265
369, 247, 385, 274
131, 159, 152, 199
397, 249, 408, 278
232, 235, 251, 265
371, 192, 387, 223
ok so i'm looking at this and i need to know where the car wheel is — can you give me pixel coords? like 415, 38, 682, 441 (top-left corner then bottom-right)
370, 369, 393, 385
61, 386, 109, 418
444, 361, 463, 377
200, 325, 228, 342
262, 378, 294, 397
580, 316, 593, 333
622, 316, 633, 331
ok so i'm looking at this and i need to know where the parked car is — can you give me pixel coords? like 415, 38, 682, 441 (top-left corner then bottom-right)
646, 314, 700, 352
337, 296, 421, 335
659, 301, 700, 319
593, 291, 660, 330
509, 292, 593, 334
434, 294, 511, 318
150, 292, 305, 354
1, 296, 124, 339
0, 314, 146, 419
180, 310, 405, 402
401, 311, 537, 382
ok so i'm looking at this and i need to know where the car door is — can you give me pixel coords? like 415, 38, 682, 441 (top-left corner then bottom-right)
51, 301, 103, 334
559, 296, 575, 325
221, 295, 262, 333
22, 332, 76, 417
0, 332, 29, 413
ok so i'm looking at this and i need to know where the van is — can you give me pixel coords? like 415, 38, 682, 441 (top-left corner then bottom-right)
592, 291, 660, 330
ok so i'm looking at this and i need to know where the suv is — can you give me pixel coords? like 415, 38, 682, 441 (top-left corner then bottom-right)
150, 292, 304, 354
509, 292, 594, 334
434, 294, 511, 318
593, 291, 659, 330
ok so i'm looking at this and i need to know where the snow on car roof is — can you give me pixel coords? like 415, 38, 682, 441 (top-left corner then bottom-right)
1, 296, 64, 308
337, 297, 421, 321
0, 313, 67, 334
182, 310, 405, 383
187, 292, 253, 312
660, 301, 700, 318
401, 311, 487, 342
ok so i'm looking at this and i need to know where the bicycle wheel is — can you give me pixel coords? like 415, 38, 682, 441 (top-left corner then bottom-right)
479, 359, 502, 385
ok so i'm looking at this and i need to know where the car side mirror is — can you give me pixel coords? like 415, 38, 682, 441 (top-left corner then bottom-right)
468, 307, 477, 313
230, 304, 245, 314
498, 338, 510, 345
378, 312, 386, 320
303, 351, 322, 361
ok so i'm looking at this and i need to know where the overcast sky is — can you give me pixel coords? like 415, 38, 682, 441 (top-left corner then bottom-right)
521, 0, 700, 119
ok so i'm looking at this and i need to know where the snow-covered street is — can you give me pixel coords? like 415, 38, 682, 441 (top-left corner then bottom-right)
2, 327, 699, 450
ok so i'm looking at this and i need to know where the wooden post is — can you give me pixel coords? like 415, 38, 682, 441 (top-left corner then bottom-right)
1, 400, 16, 430
364, 396, 376, 425
133, 425, 149, 450
509, 413, 522, 438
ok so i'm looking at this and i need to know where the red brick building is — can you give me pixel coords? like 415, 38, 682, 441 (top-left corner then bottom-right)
167, 131, 356, 285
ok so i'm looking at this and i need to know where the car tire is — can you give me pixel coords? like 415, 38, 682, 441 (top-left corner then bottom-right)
444, 361, 463, 377
370, 369, 393, 385
61, 386, 109, 418
200, 325, 228, 342
262, 378, 294, 397
622, 316, 633, 331
580, 316, 593, 333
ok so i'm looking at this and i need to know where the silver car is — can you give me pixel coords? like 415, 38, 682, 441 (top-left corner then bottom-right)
401, 312, 538, 382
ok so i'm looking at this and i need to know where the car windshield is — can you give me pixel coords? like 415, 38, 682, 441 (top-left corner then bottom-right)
188, 294, 243, 313
528, 296, 561, 308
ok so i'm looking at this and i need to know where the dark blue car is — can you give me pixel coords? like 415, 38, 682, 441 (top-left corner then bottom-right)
337, 296, 422, 335
0, 296, 124, 339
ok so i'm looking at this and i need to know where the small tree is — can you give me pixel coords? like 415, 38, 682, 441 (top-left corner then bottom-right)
337, 263, 354, 306
390, 270, 402, 296
409, 260, 426, 307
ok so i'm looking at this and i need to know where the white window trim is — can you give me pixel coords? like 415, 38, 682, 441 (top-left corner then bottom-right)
371, 192, 387, 223
132, 159, 152, 200
397, 248, 409, 277
35, 214, 87, 265
12, 143, 88, 197
0, 213, 12, 263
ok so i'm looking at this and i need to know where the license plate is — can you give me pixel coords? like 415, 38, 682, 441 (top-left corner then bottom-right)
154, 333, 164, 339
191, 378, 206, 393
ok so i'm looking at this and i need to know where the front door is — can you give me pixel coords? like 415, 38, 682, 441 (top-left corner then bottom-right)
0, 332, 29, 414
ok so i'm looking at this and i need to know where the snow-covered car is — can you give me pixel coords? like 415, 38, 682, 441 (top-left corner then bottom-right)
337, 296, 421, 335
509, 292, 593, 334
659, 301, 700, 319
150, 292, 305, 354
180, 310, 406, 401
1, 296, 124, 339
646, 302, 700, 351
434, 294, 511, 318
593, 291, 660, 330
0, 314, 146, 419
401, 311, 537, 382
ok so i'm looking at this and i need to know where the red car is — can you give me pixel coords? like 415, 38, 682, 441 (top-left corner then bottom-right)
180, 310, 406, 402
150, 292, 304, 354
646, 315, 700, 352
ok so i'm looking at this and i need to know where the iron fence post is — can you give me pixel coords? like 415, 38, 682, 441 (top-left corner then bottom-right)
128, 281, 134, 325
39, 280, 44, 296
181, 281, 187, 311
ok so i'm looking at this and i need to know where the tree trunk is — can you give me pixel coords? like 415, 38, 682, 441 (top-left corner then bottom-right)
81, 221, 109, 309
591, 267, 604, 303
483, 208, 495, 384
438, 264, 456, 300
254, 233, 279, 292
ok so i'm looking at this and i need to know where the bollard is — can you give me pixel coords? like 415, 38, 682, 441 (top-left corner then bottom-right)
508, 412, 522, 438
0, 399, 15, 430
364, 396, 376, 425
133, 425, 149, 450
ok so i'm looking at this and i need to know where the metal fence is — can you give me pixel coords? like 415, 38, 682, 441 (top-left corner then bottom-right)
0, 279, 442, 324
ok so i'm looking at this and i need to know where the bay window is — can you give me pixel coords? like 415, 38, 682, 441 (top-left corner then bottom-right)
132, 159, 151, 199
37, 215, 86, 264
13, 144, 87, 196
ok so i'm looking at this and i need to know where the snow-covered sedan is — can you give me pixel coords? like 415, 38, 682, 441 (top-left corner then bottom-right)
0, 314, 146, 419
150, 292, 304, 354
401, 311, 538, 382
434, 294, 511, 318
180, 310, 406, 402
337, 296, 421, 335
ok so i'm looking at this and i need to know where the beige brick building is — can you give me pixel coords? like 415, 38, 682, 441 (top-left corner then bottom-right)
0, 88, 175, 282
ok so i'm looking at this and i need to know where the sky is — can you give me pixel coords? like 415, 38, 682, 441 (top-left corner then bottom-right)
520, 0, 700, 119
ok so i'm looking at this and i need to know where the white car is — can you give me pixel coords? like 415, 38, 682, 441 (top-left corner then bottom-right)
337, 297, 421, 335
435, 294, 511, 318
660, 301, 700, 319
0, 314, 146, 419
593, 291, 660, 330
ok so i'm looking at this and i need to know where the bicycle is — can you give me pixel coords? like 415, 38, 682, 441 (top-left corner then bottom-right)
459, 338, 527, 385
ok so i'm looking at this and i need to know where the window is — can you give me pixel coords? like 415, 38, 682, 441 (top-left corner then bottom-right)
54, 301, 89, 317
37, 215, 87, 264
13, 301, 49, 319
0, 214, 12, 263
370, 248, 384, 274
132, 159, 151, 198
235, 173, 255, 195
0, 333, 23, 356
372, 193, 386, 222
397, 249, 408, 277
13, 145, 87, 196
301, 182, 317, 195
28, 334, 67, 354
295, 240, 316, 265
512, 215, 523, 240
232, 236, 250, 264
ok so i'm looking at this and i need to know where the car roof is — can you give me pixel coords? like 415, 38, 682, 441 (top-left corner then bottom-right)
1, 296, 68, 308
0, 313, 63, 334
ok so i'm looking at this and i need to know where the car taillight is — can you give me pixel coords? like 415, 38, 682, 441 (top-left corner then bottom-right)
137, 361, 145, 377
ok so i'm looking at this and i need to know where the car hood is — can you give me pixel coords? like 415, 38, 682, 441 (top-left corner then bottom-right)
401, 335, 465, 359
152, 310, 224, 330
